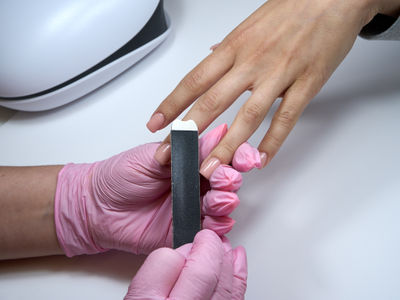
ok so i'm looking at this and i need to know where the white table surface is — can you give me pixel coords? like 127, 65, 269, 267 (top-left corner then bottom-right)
1, 1, 400, 299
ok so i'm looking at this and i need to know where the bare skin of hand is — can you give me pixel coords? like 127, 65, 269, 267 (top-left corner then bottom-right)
0, 166, 63, 260
147, 0, 400, 178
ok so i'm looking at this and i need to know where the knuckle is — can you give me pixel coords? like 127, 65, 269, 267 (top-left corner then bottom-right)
158, 102, 179, 120
295, 70, 326, 99
312, 71, 328, 90
215, 142, 236, 162
242, 102, 263, 123
274, 107, 297, 129
198, 90, 220, 113
214, 41, 235, 59
264, 132, 282, 150
226, 28, 249, 50
182, 69, 204, 92
306, 65, 329, 87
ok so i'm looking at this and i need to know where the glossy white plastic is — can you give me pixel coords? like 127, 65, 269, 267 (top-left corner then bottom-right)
0, 0, 170, 111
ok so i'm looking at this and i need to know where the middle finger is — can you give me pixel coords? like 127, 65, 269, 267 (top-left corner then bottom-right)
200, 74, 290, 178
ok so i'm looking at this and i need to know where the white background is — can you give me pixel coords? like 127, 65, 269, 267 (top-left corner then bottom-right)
1, 0, 400, 299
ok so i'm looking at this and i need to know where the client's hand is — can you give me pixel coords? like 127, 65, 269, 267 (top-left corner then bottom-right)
55, 124, 261, 256
124, 229, 247, 300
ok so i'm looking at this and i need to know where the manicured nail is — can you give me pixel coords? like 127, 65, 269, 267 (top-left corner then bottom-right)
210, 42, 221, 51
259, 152, 268, 169
154, 143, 171, 165
200, 157, 220, 179
146, 112, 165, 133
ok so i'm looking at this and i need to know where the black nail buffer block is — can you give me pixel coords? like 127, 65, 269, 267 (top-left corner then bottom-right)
171, 120, 201, 248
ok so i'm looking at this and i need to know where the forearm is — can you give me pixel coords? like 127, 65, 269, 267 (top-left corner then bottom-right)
0, 165, 64, 259
358, 0, 400, 39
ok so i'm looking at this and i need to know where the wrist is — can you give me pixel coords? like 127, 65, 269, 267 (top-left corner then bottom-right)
364, 0, 400, 17
55, 163, 106, 257
378, 2, 400, 17
349, 0, 383, 26
325, 0, 386, 29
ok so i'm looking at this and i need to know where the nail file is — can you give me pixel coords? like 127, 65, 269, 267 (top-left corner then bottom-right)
171, 119, 201, 248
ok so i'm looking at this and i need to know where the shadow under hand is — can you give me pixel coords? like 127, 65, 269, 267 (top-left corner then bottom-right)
0, 251, 146, 282
0, 107, 16, 125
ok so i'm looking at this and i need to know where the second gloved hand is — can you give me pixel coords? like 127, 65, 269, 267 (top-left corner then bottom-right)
124, 229, 247, 300
55, 124, 261, 256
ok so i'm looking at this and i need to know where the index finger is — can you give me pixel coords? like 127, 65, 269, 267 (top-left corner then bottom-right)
146, 47, 235, 133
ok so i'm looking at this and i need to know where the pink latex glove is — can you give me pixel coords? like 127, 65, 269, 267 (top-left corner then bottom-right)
55, 124, 261, 257
124, 229, 247, 300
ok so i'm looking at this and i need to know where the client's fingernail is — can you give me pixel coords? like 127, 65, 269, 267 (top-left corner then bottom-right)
200, 157, 220, 179
210, 42, 221, 51
259, 152, 268, 169
154, 143, 171, 165
146, 112, 165, 133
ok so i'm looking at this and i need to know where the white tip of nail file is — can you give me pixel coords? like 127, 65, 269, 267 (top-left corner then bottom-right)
172, 119, 198, 131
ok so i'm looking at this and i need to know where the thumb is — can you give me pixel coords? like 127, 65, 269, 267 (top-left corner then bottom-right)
124, 142, 171, 178
169, 229, 224, 299
124, 248, 185, 300
93, 142, 171, 207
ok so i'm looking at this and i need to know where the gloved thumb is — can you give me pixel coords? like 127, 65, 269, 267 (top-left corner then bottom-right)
124, 247, 185, 300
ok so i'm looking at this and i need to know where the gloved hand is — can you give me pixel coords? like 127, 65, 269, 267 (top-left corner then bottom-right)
124, 229, 247, 300
55, 124, 261, 257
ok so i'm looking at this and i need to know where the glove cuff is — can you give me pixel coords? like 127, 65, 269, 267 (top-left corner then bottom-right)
55, 163, 107, 257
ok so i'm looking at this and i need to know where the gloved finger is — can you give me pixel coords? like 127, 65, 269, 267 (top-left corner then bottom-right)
124, 248, 185, 300
209, 165, 242, 192
202, 190, 239, 217
126, 142, 171, 177
169, 229, 225, 300
94, 143, 172, 207
199, 124, 228, 162
221, 235, 232, 250
232, 142, 262, 172
175, 243, 193, 258
211, 242, 234, 300
202, 215, 235, 236
232, 246, 248, 300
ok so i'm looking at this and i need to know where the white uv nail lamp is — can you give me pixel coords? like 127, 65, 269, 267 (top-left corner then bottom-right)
0, 0, 171, 111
